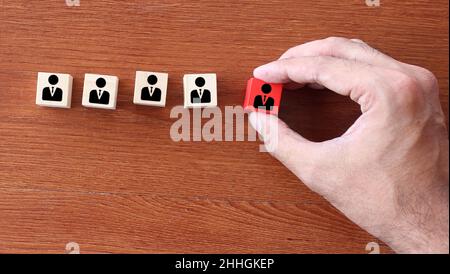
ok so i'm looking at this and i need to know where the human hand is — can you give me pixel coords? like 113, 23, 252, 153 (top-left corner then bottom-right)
249, 37, 449, 254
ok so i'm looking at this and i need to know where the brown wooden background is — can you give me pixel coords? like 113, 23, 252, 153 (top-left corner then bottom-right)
0, 0, 448, 254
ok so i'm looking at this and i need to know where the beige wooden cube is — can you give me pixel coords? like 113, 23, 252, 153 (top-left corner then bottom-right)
82, 74, 119, 110
183, 73, 217, 108
133, 71, 168, 107
36, 72, 73, 108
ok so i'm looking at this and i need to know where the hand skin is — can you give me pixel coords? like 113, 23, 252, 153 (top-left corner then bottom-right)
249, 37, 449, 254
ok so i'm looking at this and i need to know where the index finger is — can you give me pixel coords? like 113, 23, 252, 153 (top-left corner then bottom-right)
253, 56, 391, 111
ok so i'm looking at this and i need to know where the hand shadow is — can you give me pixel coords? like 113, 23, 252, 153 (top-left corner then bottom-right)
278, 87, 361, 142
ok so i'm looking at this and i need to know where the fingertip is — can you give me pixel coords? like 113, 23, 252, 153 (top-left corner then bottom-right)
253, 60, 291, 84
253, 64, 270, 80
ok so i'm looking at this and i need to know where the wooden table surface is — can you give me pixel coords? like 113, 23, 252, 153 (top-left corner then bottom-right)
0, 0, 448, 254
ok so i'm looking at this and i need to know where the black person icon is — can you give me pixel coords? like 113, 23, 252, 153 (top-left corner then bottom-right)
42, 75, 63, 102
141, 74, 161, 102
190, 77, 211, 104
253, 83, 275, 111
89, 77, 110, 105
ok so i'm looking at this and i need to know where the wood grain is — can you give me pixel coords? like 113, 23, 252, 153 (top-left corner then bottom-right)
0, 0, 448, 254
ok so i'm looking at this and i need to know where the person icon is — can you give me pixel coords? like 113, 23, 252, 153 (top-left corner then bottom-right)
253, 83, 275, 111
89, 77, 110, 105
190, 77, 211, 104
141, 75, 161, 102
42, 75, 63, 102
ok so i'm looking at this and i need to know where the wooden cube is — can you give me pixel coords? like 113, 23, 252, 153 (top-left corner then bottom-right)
243, 77, 283, 115
183, 73, 217, 108
82, 73, 119, 110
133, 71, 168, 107
36, 72, 73, 108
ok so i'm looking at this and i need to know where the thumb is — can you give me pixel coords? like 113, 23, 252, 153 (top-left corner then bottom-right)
248, 111, 332, 192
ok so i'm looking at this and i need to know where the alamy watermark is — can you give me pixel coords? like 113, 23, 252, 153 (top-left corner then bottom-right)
365, 0, 381, 7
169, 105, 278, 153
65, 242, 80, 254
365, 242, 381, 254
65, 0, 80, 7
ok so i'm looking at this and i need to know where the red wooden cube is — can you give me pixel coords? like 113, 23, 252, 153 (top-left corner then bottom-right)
243, 77, 283, 115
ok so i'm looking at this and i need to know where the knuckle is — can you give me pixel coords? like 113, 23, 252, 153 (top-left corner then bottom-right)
389, 72, 425, 107
416, 67, 439, 92
350, 38, 366, 44
322, 37, 349, 49
324, 36, 347, 44
311, 56, 333, 80
392, 72, 419, 91
354, 41, 385, 59
404, 65, 439, 93
358, 42, 377, 54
